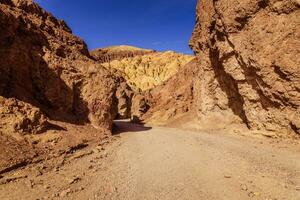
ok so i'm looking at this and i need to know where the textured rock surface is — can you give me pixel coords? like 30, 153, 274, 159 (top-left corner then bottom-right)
91, 45, 155, 63
0, 0, 120, 131
0, 0, 129, 172
141, 59, 198, 123
91, 46, 195, 91
0, 97, 49, 135
115, 79, 134, 119
131, 94, 150, 122
0, 131, 38, 174
189, 0, 300, 136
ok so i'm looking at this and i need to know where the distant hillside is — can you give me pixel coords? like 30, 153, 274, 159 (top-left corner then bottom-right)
91, 46, 195, 91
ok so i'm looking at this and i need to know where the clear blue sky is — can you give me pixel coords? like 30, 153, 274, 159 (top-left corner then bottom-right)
34, 0, 196, 54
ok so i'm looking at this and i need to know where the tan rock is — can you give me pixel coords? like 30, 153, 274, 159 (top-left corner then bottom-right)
91, 45, 155, 63
139, 0, 299, 137
0, 97, 49, 135
188, 0, 300, 136
141, 59, 198, 123
0, 0, 129, 172
91, 46, 195, 91
131, 94, 149, 123
0, 0, 120, 131
115, 79, 134, 119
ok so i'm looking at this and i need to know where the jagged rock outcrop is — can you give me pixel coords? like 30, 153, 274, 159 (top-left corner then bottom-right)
0, 0, 133, 172
0, 96, 49, 135
189, 0, 300, 136
0, 0, 121, 132
91, 46, 195, 91
91, 45, 155, 63
140, 59, 198, 123
131, 94, 150, 122
115, 79, 134, 119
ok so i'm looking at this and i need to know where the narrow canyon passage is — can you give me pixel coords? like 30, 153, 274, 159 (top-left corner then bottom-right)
1, 1, 299, 200
1, 121, 299, 200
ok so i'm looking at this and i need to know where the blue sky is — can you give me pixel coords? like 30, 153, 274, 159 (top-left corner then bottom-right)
34, 0, 196, 54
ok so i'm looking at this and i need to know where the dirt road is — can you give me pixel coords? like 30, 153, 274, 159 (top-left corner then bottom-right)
0, 121, 300, 200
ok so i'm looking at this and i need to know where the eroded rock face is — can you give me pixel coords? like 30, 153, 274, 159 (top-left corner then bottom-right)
189, 0, 300, 136
131, 94, 150, 122
91, 45, 156, 63
0, 0, 119, 132
141, 59, 198, 123
91, 46, 195, 91
115, 79, 134, 119
0, 96, 49, 135
0, 0, 130, 172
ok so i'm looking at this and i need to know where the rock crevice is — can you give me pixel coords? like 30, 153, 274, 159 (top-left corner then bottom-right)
189, 0, 300, 136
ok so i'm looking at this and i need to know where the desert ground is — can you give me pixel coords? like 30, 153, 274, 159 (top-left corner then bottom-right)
1, 120, 299, 200
0, 0, 299, 199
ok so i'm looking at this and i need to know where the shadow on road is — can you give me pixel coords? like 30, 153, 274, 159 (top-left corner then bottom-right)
113, 120, 152, 135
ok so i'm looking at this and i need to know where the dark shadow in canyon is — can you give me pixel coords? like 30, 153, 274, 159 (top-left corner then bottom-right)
209, 48, 250, 127
0, 13, 90, 128
112, 120, 152, 135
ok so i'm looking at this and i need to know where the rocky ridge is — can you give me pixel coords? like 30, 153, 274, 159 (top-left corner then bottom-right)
91, 46, 195, 91
91, 45, 155, 63
0, 0, 132, 172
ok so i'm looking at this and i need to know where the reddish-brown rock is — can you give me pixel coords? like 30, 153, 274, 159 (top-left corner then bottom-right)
91, 45, 195, 91
0, 0, 120, 131
139, 0, 299, 137
189, 0, 300, 136
0, 96, 49, 135
91, 45, 156, 63
131, 94, 150, 122
141, 59, 198, 123
114, 78, 134, 119
0, 0, 128, 172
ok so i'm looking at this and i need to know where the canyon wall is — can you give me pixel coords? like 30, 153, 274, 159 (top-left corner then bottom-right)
0, 0, 122, 134
139, 59, 199, 123
189, 0, 300, 136
0, 0, 135, 172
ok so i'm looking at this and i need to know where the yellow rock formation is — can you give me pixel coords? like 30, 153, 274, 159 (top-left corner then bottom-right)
97, 47, 194, 91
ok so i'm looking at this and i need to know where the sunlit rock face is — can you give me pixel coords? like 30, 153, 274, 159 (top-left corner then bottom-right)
189, 0, 300, 136
91, 45, 195, 91
139, 58, 198, 123
0, 0, 124, 133
0, 0, 141, 172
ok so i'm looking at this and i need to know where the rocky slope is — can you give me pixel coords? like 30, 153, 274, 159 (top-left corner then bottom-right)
187, 0, 300, 136
139, 0, 300, 138
137, 58, 199, 123
0, 0, 120, 131
91, 46, 195, 91
0, 0, 131, 172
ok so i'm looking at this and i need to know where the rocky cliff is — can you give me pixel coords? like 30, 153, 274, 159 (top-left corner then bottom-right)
138, 59, 198, 123
91, 46, 195, 91
0, 0, 129, 171
189, 0, 300, 136
0, 0, 123, 132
